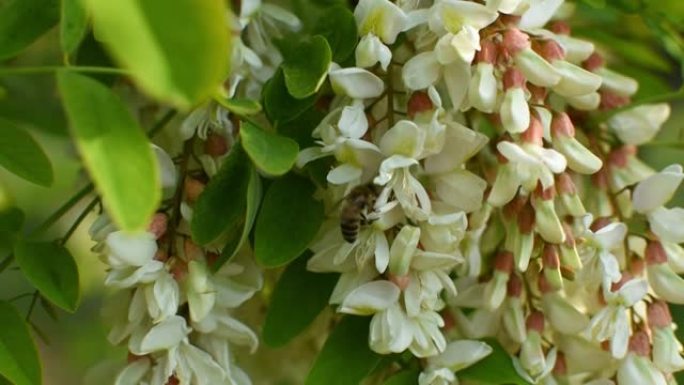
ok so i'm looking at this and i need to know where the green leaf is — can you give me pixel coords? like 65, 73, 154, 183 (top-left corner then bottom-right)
263, 255, 337, 347
213, 164, 262, 270
263, 68, 317, 123
0, 119, 53, 187
305, 316, 382, 385
0, 0, 60, 60
281, 36, 332, 99
214, 97, 262, 116
313, 6, 358, 63
254, 174, 323, 267
14, 240, 80, 312
191, 143, 251, 246
458, 339, 530, 385
57, 71, 160, 231
60, 0, 88, 57
382, 370, 420, 385
84, 0, 230, 108
579, 0, 606, 8
0, 207, 23, 259
0, 301, 41, 385
241, 121, 299, 176
277, 106, 325, 148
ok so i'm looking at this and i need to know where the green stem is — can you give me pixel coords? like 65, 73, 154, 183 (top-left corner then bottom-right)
60, 197, 100, 246
147, 109, 178, 138
25, 291, 39, 321
0, 66, 129, 76
30, 183, 95, 237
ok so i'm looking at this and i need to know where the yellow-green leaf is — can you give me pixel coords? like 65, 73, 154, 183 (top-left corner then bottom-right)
84, 0, 230, 108
282, 36, 332, 99
57, 71, 159, 231
241, 121, 299, 176
0, 301, 41, 385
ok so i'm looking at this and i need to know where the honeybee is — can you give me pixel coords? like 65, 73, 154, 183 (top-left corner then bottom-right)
340, 184, 379, 243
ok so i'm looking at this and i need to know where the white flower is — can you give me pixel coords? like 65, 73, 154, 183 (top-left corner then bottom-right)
356, 34, 393, 70
185, 260, 217, 323
402, 51, 472, 110
420, 340, 493, 385
609, 104, 670, 145
329, 65, 385, 99
427, 0, 498, 63
633, 164, 684, 243
577, 215, 626, 291
617, 352, 667, 385
584, 279, 648, 359
355, 0, 408, 44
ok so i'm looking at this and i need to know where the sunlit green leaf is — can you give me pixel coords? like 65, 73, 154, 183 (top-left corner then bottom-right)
191, 143, 251, 246
0, 0, 60, 60
382, 370, 420, 385
305, 317, 382, 385
60, 0, 89, 57
213, 164, 262, 270
58, 71, 160, 231
263, 68, 317, 123
215, 97, 262, 116
263, 255, 337, 347
458, 338, 530, 385
282, 35, 332, 99
255, 174, 323, 267
0, 119, 53, 187
84, 0, 230, 108
241, 121, 299, 176
0, 301, 41, 385
314, 6, 358, 63
14, 240, 80, 312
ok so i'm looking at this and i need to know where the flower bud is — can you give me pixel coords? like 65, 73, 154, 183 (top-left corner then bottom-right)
389, 225, 420, 277
484, 251, 514, 310
532, 189, 566, 244
408, 91, 434, 119
609, 103, 670, 145
541, 40, 603, 97
148, 213, 168, 240
556, 172, 586, 217
543, 244, 563, 290
204, 133, 229, 157
500, 68, 530, 134
647, 241, 684, 304
505, 28, 561, 87
551, 113, 603, 175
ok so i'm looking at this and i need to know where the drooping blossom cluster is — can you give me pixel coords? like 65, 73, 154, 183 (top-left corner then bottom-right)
87, 0, 301, 384
297, 0, 684, 384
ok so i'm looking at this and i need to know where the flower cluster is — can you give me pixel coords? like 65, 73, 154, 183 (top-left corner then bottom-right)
87, 0, 302, 383
298, 0, 684, 384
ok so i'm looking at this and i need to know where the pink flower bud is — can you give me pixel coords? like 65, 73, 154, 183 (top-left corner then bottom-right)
503, 194, 528, 219
507, 274, 523, 297
521, 115, 544, 146
551, 112, 576, 138
495, 251, 515, 274
475, 40, 498, 64
556, 173, 577, 195
590, 217, 613, 232
184, 177, 206, 203
628, 330, 651, 357
526, 311, 545, 333
518, 203, 536, 234
540, 40, 565, 62
204, 133, 229, 157
534, 183, 556, 201
407, 91, 433, 119
600, 90, 631, 110
503, 67, 526, 90
148, 213, 168, 239
183, 239, 203, 261
648, 300, 673, 329
583, 52, 604, 72
543, 244, 561, 269
553, 352, 568, 376
550, 21, 571, 35
528, 84, 548, 103
646, 241, 668, 266
503, 28, 531, 56
538, 274, 555, 294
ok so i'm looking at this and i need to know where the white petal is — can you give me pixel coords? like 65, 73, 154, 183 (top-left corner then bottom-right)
443, 59, 471, 110
403, 51, 441, 90
106, 231, 158, 268
338, 101, 369, 139
552, 60, 603, 97
515, 48, 561, 87
594, 222, 627, 250
329, 67, 385, 99
425, 122, 488, 174
139, 316, 189, 353
500, 88, 530, 134
356, 34, 392, 70
617, 279, 648, 306
379, 120, 425, 158
650, 207, 684, 244
632, 164, 684, 213
338, 280, 401, 315
429, 340, 493, 371
355, 0, 408, 44
609, 104, 671, 146
327, 164, 363, 185
152, 144, 177, 192
519, 0, 564, 29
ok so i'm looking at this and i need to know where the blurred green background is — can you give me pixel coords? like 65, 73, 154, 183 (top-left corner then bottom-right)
1, 1, 684, 384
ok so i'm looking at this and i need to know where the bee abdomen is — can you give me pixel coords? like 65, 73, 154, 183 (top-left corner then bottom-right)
340, 218, 360, 243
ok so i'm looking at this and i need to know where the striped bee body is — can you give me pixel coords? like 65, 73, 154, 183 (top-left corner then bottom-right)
340, 185, 378, 243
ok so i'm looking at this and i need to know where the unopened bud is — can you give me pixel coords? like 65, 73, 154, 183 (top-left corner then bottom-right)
551, 112, 576, 138
540, 40, 565, 62
590, 217, 613, 232
553, 352, 568, 376
407, 91, 433, 119
600, 90, 631, 110
148, 213, 168, 239
628, 330, 651, 357
550, 21, 571, 35
503, 67, 526, 90
184, 177, 206, 203
648, 300, 672, 329
507, 274, 523, 297
526, 311, 545, 333
503, 28, 531, 56
583, 52, 604, 72
204, 133, 229, 157
646, 241, 668, 266
518, 203, 536, 234
495, 251, 515, 274
521, 116, 544, 146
